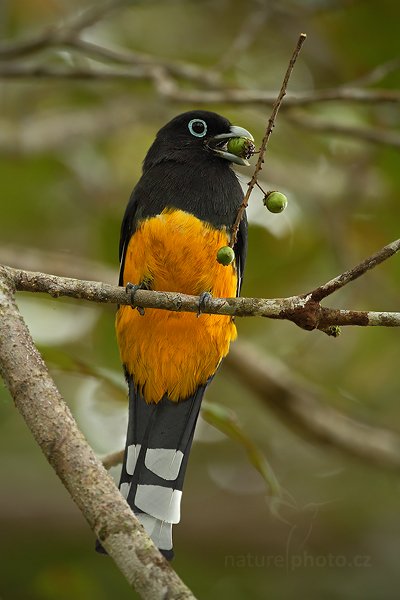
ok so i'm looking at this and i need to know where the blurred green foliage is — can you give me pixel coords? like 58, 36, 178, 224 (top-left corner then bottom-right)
1, 1, 400, 599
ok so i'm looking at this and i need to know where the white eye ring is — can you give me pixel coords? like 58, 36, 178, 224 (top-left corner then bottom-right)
188, 119, 207, 138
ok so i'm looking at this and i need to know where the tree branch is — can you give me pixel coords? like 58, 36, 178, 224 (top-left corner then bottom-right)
4, 244, 398, 469
0, 271, 196, 599
102, 449, 125, 470
2, 59, 400, 107
345, 57, 400, 87
66, 38, 221, 87
0, 62, 154, 81
0, 98, 141, 156
1, 237, 399, 331
0, 0, 130, 60
287, 111, 400, 149
0, 244, 116, 283
14, 243, 395, 479
101, 336, 400, 474
310, 238, 400, 302
226, 342, 400, 471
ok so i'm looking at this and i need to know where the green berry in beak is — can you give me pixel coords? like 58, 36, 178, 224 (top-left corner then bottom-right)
227, 137, 256, 160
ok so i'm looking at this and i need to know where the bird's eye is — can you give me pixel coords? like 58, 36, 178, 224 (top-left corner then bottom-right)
188, 119, 207, 138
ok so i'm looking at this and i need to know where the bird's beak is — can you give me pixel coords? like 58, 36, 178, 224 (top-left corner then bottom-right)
208, 125, 254, 166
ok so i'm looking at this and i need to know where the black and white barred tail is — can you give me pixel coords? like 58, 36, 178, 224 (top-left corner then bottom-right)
117, 377, 207, 559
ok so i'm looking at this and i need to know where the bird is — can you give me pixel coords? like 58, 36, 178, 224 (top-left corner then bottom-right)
112, 110, 252, 560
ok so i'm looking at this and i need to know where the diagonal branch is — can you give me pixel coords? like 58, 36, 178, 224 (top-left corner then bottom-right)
310, 238, 400, 302
215, 2, 270, 72
0, 0, 130, 60
66, 38, 221, 87
287, 111, 400, 149
226, 343, 400, 471
0, 271, 196, 600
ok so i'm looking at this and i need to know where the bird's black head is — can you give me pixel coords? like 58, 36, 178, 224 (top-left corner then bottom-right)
142, 110, 253, 173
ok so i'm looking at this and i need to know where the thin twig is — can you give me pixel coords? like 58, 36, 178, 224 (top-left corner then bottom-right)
288, 111, 400, 149
67, 38, 221, 87
229, 33, 307, 248
310, 238, 400, 302
102, 449, 125, 470
215, 2, 269, 72
0, 0, 130, 59
345, 57, 400, 88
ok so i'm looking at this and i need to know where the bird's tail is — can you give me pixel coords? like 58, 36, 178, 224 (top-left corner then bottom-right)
117, 377, 207, 560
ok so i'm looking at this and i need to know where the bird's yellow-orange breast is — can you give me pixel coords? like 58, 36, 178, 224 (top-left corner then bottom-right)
116, 209, 237, 404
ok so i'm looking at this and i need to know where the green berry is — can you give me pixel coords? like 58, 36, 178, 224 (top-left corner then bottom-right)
227, 137, 255, 160
216, 245, 235, 266
264, 191, 288, 213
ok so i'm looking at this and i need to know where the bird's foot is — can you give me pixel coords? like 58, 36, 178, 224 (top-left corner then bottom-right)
197, 291, 212, 317
126, 282, 145, 316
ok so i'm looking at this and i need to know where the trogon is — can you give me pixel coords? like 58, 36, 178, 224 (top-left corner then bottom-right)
113, 110, 252, 560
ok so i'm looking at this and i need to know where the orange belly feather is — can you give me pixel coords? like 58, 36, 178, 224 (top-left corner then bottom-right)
116, 209, 237, 404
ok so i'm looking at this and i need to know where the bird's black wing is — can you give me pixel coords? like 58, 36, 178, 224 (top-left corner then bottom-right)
234, 213, 248, 296
118, 189, 139, 286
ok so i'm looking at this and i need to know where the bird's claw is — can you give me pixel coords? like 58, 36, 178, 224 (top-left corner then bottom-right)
126, 282, 145, 316
197, 291, 212, 317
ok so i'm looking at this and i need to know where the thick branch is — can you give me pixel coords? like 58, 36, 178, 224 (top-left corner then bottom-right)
0, 272, 195, 600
